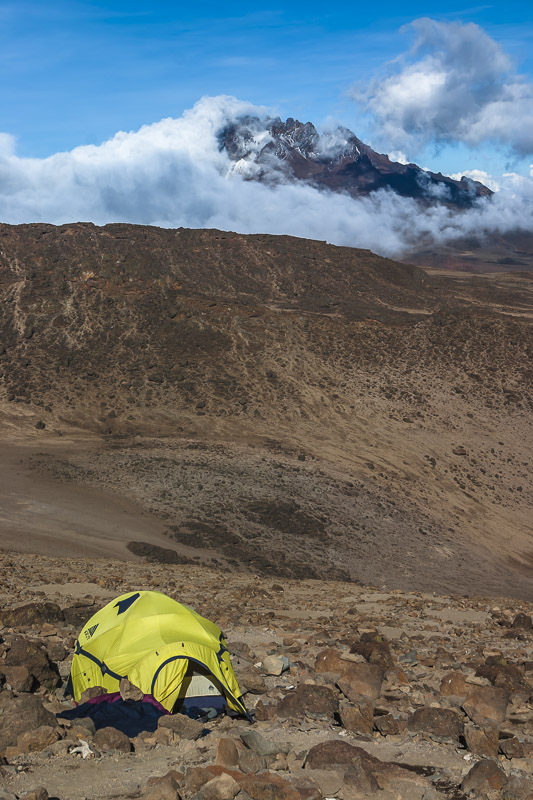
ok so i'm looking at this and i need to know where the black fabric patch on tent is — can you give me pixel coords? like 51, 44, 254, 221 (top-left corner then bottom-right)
58, 697, 165, 738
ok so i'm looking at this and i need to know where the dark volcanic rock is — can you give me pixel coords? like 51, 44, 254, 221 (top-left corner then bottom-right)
0, 602, 63, 628
304, 739, 381, 771
461, 759, 507, 794
93, 726, 132, 753
0, 692, 58, 755
4, 636, 60, 689
276, 684, 339, 720
408, 707, 464, 741
337, 661, 384, 700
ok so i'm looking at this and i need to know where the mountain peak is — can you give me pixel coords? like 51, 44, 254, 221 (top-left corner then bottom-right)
219, 115, 492, 207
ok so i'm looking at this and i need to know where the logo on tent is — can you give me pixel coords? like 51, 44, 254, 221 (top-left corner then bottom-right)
114, 593, 141, 615
85, 624, 99, 640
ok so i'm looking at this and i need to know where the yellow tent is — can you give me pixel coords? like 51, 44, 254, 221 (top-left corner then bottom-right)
69, 590, 249, 717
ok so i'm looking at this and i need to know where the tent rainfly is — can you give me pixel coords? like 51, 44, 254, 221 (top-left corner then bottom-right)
68, 590, 249, 718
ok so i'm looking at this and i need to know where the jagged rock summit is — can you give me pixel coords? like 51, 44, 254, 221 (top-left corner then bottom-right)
220, 115, 492, 206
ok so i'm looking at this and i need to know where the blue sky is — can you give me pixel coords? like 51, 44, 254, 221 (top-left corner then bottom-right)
2, 0, 533, 177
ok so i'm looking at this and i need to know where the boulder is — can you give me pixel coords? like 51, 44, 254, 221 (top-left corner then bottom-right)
79, 685, 107, 703
337, 661, 383, 700
158, 714, 203, 740
216, 738, 240, 768
0, 665, 33, 692
201, 774, 240, 800
4, 636, 60, 689
63, 604, 95, 628
339, 697, 374, 734
143, 777, 181, 800
93, 726, 131, 753
304, 739, 381, 771
461, 759, 507, 794
373, 711, 405, 736
239, 749, 265, 775
440, 671, 470, 697
45, 641, 67, 663
350, 638, 394, 669
314, 648, 346, 674
241, 730, 286, 758
504, 773, 533, 799
408, 707, 464, 741
7, 726, 60, 757
462, 685, 509, 723
464, 722, 499, 758
237, 666, 267, 694
244, 776, 300, 800
20, 790, 49, 800
0, 692, 58, 755
511, 613, 533, 629
499, 734, 524, 759
0, 603, 63, 628
276, 684, 338, 720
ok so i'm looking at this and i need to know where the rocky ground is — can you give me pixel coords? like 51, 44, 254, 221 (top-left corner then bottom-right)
1, 553, 533, 800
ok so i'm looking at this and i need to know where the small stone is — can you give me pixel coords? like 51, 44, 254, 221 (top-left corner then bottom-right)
93, 726, 131, 753
263, 655, 289, 676
453, 446, 467, 455
79, 686, 107, 703
119, 678, 143, 702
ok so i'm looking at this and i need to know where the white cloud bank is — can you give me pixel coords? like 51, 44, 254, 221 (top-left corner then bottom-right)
0, 95, 532, 258
354, 17, 533, 157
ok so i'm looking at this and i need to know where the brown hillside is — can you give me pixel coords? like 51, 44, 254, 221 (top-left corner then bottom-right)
0, 223, 532, 598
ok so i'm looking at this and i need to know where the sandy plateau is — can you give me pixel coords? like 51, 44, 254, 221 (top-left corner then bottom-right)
0, 223, 532, 798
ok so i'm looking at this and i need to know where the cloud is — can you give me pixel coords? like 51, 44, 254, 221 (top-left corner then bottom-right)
352, 17, 533, 156
0, 95, 532, 259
